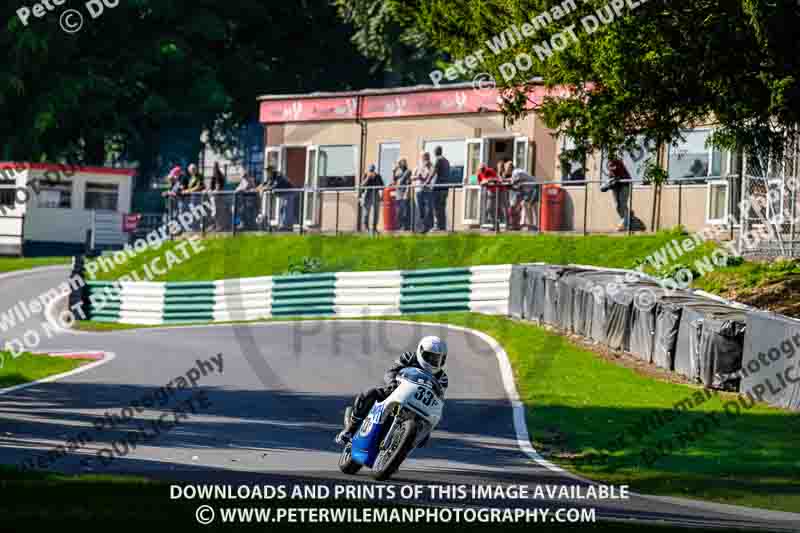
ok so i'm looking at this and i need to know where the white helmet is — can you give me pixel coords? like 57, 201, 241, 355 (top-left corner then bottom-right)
416, 336, 447, 373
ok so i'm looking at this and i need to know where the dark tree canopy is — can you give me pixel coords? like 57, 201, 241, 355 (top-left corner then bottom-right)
343, 0, 800, 163
1, 1, 374, 174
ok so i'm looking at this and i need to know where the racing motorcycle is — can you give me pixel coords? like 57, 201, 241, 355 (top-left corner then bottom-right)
338, 367, 445, 481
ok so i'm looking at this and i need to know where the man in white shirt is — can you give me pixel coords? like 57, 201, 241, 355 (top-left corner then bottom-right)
511, 168, 540, 231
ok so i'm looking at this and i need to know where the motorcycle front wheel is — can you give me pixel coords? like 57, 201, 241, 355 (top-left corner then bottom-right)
339, 443, 363, 474
372, 418, 417, 481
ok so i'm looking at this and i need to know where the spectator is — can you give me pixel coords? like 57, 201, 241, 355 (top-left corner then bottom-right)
497, 159, 511, 226
605, 159, 632, 231
184, 163, 205, 230
185, 163, 205, 193
412, 152, 434, 233
360, 164, 384, 231
210, 162, 226, 191
263, 166, 295, 230
432, 146, 451, 231
236, 171, 257, 230
393, 158, 412, 231
477, 163, 501, 226
510, 166, 539, 231
207, 163, 228, 232
162, 166, 184, 222
162, 166, 183, 198
503, 161, 523, 230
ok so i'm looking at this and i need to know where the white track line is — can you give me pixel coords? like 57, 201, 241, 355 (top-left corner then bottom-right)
0, 264, 70, 281
0, 351, 115, 396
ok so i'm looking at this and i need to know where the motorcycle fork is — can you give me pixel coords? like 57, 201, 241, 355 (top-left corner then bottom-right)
379, 406, 403, 450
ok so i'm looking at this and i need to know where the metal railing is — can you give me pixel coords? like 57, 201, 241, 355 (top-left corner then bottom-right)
143, 175, 731, 238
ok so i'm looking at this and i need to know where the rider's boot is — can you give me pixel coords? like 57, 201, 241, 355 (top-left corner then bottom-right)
335, 415, 362, 445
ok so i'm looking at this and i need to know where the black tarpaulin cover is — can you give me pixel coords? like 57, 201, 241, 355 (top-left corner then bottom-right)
628, 286, 675, 363
653, 294, 712, 371
604, 281, 660, 352
569, 271, 630, 344
674, 302, 747, 386
523, 264, 550, 322
555, 269, 592, 332
509, 264, 527, 319
741, 311, 800, 410
542, 266, 567, 326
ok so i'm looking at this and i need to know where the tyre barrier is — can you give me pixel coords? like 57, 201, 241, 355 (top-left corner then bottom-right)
509, 263, 800, 411
84, 265, 512, 325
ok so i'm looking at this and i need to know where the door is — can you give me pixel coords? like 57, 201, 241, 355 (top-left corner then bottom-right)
303, 146, 320, 226
378, 142, 400, 183
462, 138, 486, 225
514, 137, 530, 172
265, 146, 284, 225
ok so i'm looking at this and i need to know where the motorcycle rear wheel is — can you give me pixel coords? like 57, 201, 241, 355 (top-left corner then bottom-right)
372, 418, 417, 481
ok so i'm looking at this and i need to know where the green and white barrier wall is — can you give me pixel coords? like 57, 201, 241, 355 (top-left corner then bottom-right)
85, 265, 512, 325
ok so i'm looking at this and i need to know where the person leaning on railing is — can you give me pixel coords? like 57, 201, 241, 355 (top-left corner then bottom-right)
477, 163, 500, 226
392, 159, 412, 231
235, 171, 257, 230
602, 158, 632, 231
258, 166, 295, 230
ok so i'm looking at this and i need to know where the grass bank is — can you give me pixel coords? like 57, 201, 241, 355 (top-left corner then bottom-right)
0, 352, 90, 389
91, 231, 694, 282
404, 313, 799, 513
0, 257, 69, 273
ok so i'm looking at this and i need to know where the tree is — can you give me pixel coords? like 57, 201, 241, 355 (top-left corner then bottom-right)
1, 1, 375, 183
354, 0, 800, 166
333, 0, 443, 86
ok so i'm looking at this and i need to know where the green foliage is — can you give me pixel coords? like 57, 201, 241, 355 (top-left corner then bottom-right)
370, 0, 800, 164
643, 161, 669, 186
333, 0, 441, 84
285, 256, 323, 276
1, 2, 375, 167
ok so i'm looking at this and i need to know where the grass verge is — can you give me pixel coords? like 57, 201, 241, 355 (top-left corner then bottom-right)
91, 230, 694, 282
0, 257, 69, 273
0, 352, 90, 389
412, 313, 799, 513
65, 313, 799, 513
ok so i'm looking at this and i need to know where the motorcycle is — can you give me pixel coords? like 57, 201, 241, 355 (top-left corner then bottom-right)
338, 367, 445, 481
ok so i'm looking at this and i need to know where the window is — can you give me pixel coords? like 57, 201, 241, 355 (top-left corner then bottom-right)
668, 129, 722, 182
85, 182, 118, 211
560, 136, 586, 184
0, 188, 15, 207
422, 139, 466, 184
378, 142, 400, 182
318, 145, 357, 188
36, 180, 72, 208
600, 136, 659, 185
706, 180, 729, 224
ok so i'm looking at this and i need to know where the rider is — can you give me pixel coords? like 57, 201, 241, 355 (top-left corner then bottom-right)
335, 336, 448, 444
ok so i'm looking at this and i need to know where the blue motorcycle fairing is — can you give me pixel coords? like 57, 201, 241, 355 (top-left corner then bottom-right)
350, 402, 388, 467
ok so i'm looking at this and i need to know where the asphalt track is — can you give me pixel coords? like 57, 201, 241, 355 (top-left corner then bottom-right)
1, 267, 799, 531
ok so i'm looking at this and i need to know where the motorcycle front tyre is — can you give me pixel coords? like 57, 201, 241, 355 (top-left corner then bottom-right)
372, 418, 417, 481
339, 443, 363, 475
